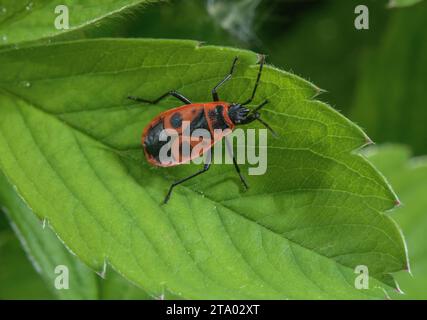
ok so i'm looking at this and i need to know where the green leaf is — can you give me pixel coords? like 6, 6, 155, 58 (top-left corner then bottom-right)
0, 227, 53, 299
0, 172, 98, 299
0, 0, 155, 46
0, 171, 152, 299
365, 145, 427, 299
351, 1, 427, 155
388, 0, 424, 8
0, 207, 8, 230
0, 38, 407, 299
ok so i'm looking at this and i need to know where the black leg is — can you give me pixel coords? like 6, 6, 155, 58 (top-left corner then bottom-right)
164, 162, 211, 204
212, 56, 239, 101
241, 54, 265, 106
225, 137, 249, 190
128, 90, 191, 105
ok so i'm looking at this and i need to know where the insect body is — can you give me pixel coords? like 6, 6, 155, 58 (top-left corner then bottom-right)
142, 102, 235, 167
128, 56, 275, 204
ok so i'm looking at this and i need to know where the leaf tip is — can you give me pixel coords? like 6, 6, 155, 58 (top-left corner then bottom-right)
41, 217, 49, 229
195, 41, 206, 48
96, 258, 108, 279
364, 135, 375, 147
386, 190, 403, 211
312, 86, 327, 98
394, 280, 405, 295
405, 262, 413, 277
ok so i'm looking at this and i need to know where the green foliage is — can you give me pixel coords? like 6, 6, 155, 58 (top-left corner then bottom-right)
388, 0, 424, 8
0, 208, 8, 230
0, 172, 97, 299
352, 1, 427, 155
366, 145, 427, 299
129, 0, 237, 46
0, 0, 163, 301
0, 172, 151, 299
0, 38, 408, 299
0, 227, 53, 299
0, 0, 154, 46
99, 272, 154, 300
264, 0, 390, 114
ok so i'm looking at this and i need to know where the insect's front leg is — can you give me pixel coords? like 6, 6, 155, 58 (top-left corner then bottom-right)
225, 137, 249, 190
211, 56, 238, 101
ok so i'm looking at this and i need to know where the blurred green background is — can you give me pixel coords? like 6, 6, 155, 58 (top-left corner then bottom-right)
1, 0, 426, 299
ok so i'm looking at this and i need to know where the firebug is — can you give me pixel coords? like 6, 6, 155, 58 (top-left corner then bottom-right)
128, 55, 275, 203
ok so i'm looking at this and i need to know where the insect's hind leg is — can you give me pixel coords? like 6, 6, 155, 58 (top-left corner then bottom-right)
128, 90, 191, 105
225, 137, 249, 190
163, 162, 211, 204
211, 56, 238, 101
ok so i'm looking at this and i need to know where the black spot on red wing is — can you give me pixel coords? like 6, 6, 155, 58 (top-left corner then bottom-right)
170, 112, 183, 128
209, 105, 229, 130
190, 109, 210, 132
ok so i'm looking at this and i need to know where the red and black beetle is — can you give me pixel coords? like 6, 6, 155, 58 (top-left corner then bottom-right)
128, 56, 275, 203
